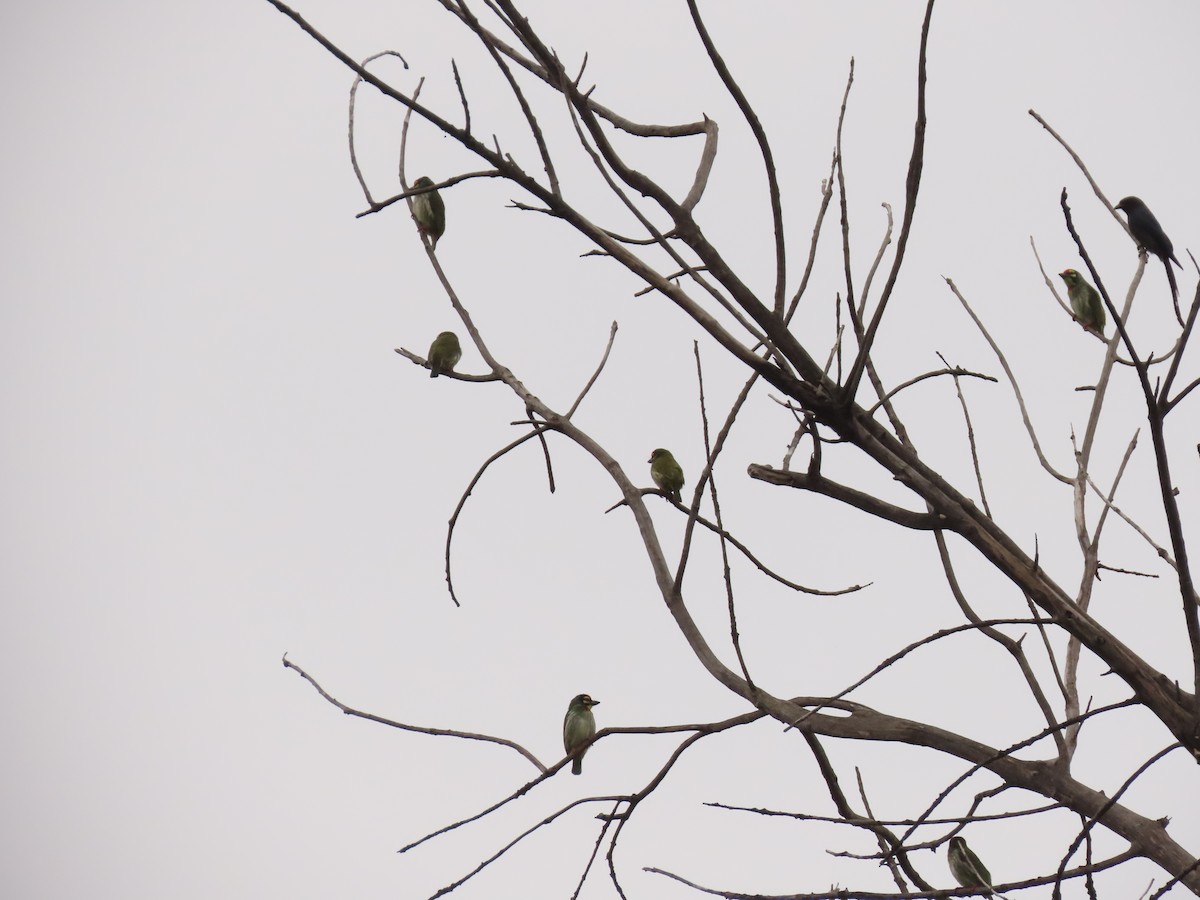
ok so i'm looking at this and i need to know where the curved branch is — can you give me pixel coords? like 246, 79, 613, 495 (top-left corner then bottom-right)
945, 276, 1072, 484
281, 654, 546, 769
864, 366, 997, 419
348, 51, 408, 207
843, 0, 934, 399
444, 428, 553, 606
685, 0, 785, 312
607, 487, 867, 596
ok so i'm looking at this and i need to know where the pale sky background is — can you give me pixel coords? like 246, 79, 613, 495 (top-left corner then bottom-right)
3, 1, 1199, 898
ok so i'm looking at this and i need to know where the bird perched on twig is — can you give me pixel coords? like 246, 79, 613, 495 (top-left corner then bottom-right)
410, 176, 445, 249
648, 448, 685, 502
426, 331, 461, 378
1115, 196, 1182, 325
562, 693, 599, 775
948, 836, 999, 897
1058, 269, 1106, 337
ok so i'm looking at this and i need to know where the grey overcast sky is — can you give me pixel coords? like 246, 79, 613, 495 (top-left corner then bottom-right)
3, 1, 1199, 898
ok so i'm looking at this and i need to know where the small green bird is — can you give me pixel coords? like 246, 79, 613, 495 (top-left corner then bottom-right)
410, 176, 445, 249
1058, 268, 1106, 336
648, 448, 684, 502
562, 693, 599, 775
427, 331, 462, 378
948, 836, 995, 896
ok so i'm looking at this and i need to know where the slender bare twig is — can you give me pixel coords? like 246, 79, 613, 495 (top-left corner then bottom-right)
859, 202, 895, 313
834, 59, 862, 342
1157, 277, 1200, 413
855, 769, 911, 894
569, 799, 620, 900
429, 795, 624, 899
282, 654, 546, 769
945, 276, 1072, 484
444, 428, 551, 606
450, 58, 470, 134
605, 484, 864, 595
800, 730, 932, 891
864, 366, 997, 419
705, 800, 1062, 827
784, 151, 837, 326
348, 51, 408, 207
565, 321, 618, 418
1084, 469, 1186, 575
693, 344, 755, 692
685, 0, 785, 313
843, 0, 935, 400
1064, 430, 1138, 750
938, 352, 992, 516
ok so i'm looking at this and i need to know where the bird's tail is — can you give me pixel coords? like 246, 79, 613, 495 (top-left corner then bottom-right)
1166, 260, 1183, 326
571, 757, 583, 775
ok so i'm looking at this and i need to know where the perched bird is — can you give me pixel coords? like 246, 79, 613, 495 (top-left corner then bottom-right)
563, 693, 599, 775
648, 448, 685, 502
427, 331, 462, 378
410, 176, 445, 249
1115, 196, 1182, 323
1058, 269, 1106, 336
948, 836, 995, 896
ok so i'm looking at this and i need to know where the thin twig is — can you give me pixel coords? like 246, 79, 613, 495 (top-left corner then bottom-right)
864, 366, 997, 419
945, 277, 1072, 484
444, 428, 553, 606
694, 344, 755, 693
348, 51, 408, 207
843, 0, 934, 400
685, 0, 785, 313
565, 321, 618, 418
282, 654, 546, 769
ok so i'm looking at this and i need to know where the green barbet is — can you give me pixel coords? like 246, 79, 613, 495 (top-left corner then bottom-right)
1058, 268, 1105, 336
427, 331, 461, 378
562, 693, 599, 775
648, 448, 684, 502
411, 176, 445, 249
948, 836, 995, 896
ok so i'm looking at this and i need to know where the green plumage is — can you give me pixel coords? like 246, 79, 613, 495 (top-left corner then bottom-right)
1058, 269, 1105, 336
410, 176, 445, 249
948, 837, 993, 896
427, 331, 462, 378
562, 693, 599, 775
648, 448, 684, 502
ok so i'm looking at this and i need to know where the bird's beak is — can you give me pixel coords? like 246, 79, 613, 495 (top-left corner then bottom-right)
590, 699, 600, 706
646, 455, 653, 463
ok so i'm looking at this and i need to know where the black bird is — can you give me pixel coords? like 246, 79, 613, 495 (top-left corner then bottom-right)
1115, 196, 1183, 324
